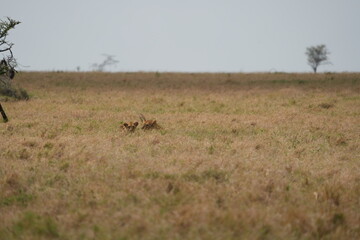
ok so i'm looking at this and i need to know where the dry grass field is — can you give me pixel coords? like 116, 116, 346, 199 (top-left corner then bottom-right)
0, 72, 359, 239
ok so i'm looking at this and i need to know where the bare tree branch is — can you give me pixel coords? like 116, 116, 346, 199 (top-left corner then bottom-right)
92, 54, 119, 72
0, 47, 12, 52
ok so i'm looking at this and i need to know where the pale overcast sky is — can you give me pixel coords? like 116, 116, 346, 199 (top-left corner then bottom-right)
2, 0, 360, 72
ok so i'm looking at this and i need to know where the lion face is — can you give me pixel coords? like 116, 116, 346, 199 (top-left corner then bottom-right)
139, 114, 161, 130
122, 121, 139, 132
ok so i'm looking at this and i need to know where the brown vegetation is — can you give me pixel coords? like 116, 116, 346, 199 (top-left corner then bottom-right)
0, 72, 359, 239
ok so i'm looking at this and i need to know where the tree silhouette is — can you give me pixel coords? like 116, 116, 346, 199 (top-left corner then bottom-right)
305, 44, 330, 73
0, 17, 28, 106
0, 17, 20, 78
91, 54, 119, 72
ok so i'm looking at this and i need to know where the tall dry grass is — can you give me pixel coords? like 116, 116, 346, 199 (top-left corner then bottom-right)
0, 72, 359, 239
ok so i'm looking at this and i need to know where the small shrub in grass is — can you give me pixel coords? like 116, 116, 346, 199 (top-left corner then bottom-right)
182, 169, 229, 183
10, 212, 59, 238
0, 82, 29, 100
0, 191, 34, 207
318, 103, 334, 109
202, 169, 229, 183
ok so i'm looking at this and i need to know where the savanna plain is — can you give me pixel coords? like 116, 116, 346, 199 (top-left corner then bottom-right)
0, 72, 359, 240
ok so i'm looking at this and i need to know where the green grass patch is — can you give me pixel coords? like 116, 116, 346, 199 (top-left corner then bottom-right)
9, 212, 59, 239
0, 192, 35, 207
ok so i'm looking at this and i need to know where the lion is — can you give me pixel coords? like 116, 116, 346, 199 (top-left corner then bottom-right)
121, 121, 139, 133
139, 114, 161, 130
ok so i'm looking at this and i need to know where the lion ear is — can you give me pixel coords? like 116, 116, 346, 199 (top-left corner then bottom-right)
134, 122, 139, 126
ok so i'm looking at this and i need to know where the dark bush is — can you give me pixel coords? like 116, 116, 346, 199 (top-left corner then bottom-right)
0, 78, 29, 101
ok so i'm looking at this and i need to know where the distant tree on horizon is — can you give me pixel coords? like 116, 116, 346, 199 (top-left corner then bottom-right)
305, 44, 330, 73
91, 54, 119, 72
